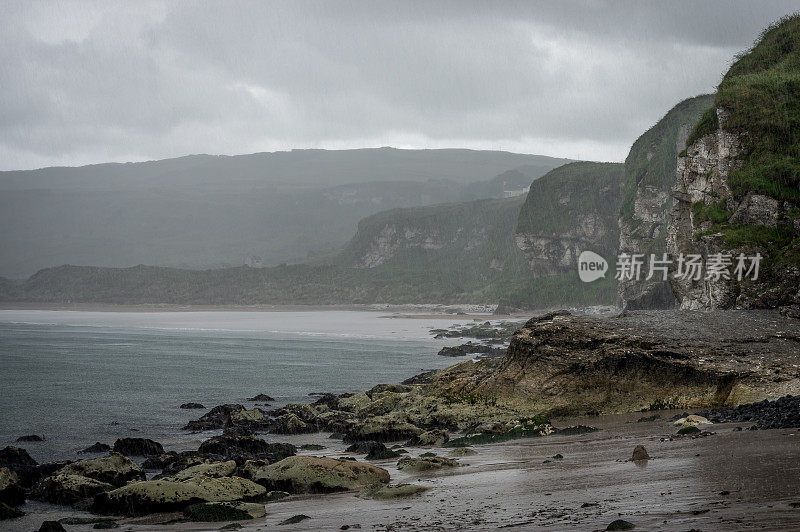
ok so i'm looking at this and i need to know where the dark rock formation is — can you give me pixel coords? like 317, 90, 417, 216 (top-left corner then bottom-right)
431, 310, 800, 415
179, 403, 205, 409
79, 442, 111, 454
16, 435, 44, 442
113, 438, 164, 457
197, 435, 295, 465
345, 441, 401, 460
697, 395, 800, 430
0, 446, 39, 488
247, 394, 274, 402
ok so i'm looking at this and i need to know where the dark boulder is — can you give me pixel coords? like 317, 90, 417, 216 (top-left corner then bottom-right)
38, 521, 67, 532
631, 445, 649, 461
113, 438, 164, 457
179, 403, 205, 409
247, 394, 275, 402
345, 441, 401, 460
0, 501, 24, 519
197, 435, 295, 465
0, 467, 25, 506
80, 442, 111, 454
0, 446, 39, 488
16, 435, 44, 442
183, 404, 245, 431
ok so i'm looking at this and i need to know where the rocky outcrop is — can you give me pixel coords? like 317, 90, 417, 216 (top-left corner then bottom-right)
429, 310, 800, 415
251, 456, 389, 494
112, 438, 164, 457
618, 95, 713, 309
666, 17, 800, 310
56, 453, 144, 487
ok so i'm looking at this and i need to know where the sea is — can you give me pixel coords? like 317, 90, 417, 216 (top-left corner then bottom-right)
0, 309, 486, 462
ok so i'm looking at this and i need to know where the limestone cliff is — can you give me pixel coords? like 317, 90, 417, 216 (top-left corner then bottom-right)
667, 16, 800, 310
515, 162, 623, 277
618, 95, 713, 309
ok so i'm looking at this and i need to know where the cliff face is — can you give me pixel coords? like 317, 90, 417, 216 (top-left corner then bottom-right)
515, 162, 623, 277
666, 16, 800, 310
618, 95, 713, 309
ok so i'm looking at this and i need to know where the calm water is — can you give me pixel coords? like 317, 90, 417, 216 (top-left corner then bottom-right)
0, 310, 479, 461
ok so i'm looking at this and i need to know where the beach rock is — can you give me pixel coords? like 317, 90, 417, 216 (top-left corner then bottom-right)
407, 429, 449, 446
264, 490, 290, 501
16, 435, 44, 442
606, 519, 635, 530
183, 404, 248, 431
673, 415, 710, 427
312, 393, 340, 409
197, 435, 296, 465
0, 501, 24, 519
113, 438, 164, 457
149, 453, 212, 478
280, 514, 310, 525
367, 384, 412, 396
37, 461, 73, 479
179, 403, 205, 409
396, 456, 459, 472
92, 476, 266, 516
345, 441, 401, 460
33, 473, 114, 506
80, 442, 111, 454
164, 461, 237, 481
342, 415, 422, 443
184, 501, 264, 521
238, 459, 269, 480
0, 446, 40, 488
58, 453, 145, 487
247, 394, 275, 402
448, 447, 477, 457
37, 521, 66, 532
338, 392, 372, 412
677, 425, 701, 435
359, 483, 429, 499
0, 467, 25, 506
631, 445, 649, 461
315, 410, 355, 433
252, 455, 389, 494
270, 414, 310, 434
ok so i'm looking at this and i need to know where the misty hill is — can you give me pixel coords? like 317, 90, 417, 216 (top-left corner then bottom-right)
16, 195, 530, 305
0, 148, 570, 278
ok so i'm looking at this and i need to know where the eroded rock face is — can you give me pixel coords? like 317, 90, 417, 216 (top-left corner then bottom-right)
57, 453, 145, 487
430, 311, 800, 415
666, 108, 800, 309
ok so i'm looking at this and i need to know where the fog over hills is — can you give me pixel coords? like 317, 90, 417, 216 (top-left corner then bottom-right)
0, 148, 570, 278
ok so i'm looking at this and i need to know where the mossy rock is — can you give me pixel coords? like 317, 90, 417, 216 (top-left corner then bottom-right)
359, 483, 429, 499
677, 426, 701, 435
0, 467, 25, 506
59, 453, 145, 487
263, 490, 290, 502
165, 461, 237, 482
396, 456, 459, 473
448, 447, 477, 457
343, 415, 422, 443
252, 456, 389, 494
407, 429, 449, 446
184, 502, 261, 522
606, 519, 635, 530
338, 392, 372, 412
35, 473, 114, 506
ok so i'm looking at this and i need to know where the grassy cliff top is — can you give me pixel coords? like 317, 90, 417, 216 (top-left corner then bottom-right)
692, 14, 800, 202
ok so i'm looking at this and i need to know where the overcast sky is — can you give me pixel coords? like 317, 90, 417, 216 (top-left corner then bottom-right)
0, 1, 797, 170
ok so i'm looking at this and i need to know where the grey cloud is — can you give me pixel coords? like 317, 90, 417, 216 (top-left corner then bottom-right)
0, 0, 797, 170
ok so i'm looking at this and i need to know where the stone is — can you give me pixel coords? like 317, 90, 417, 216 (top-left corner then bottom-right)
345, 441, 401, 460
184, 501, 261, 521
359, 483, 429, 499
396, 456, 459, 472
447, 447, 477, 457
164, 461, 237, 481
247, 394, 275, 402
673, 415, 711, 427
34, 473, 114, 506
252, 455, 389, 494
0, 467, 25, 506
269, 414, 310, 435
80, 442, 111, 454
16, 435, 44, 442
180, 403, 205, 409
0, 446, 39, 488
113, 437, 164, 457
631, 445, 649, 461
58, 453, 145, 486
197, 435, 295, 465
342, 415, 422, 443
92, 476, 266, 516
606, 519, 635, 530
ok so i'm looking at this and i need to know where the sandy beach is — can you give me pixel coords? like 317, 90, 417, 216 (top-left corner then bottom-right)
7, 411, 800, 531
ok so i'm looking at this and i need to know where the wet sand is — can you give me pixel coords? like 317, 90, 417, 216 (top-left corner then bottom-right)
11, 412, 800, 531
